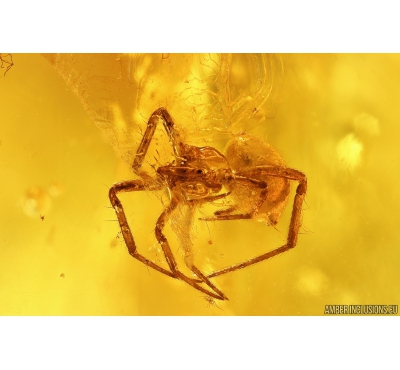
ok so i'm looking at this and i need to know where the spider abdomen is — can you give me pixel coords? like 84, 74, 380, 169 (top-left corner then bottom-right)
224, 133, 291, 225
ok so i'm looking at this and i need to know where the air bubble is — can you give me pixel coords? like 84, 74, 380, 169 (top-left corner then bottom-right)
336, 133, 363, 172
21, 186, 52, 218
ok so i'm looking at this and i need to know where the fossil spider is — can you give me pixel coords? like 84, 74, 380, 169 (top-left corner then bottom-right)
109, 108, 307, 300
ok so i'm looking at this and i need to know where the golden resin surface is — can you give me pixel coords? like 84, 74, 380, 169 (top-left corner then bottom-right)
0, 54, 399, 315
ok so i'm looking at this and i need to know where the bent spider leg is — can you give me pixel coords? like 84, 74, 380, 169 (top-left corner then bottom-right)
154, 196, 180, 273
200, 191, 267, 221
155, 195, 227, 300
133, 107, 183, 172
199, 176, 267, 221
206, 166, 307, 279
109, 179, 175, 278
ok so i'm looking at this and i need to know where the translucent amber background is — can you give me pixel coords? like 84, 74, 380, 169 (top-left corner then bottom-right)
0, 54, 399, 315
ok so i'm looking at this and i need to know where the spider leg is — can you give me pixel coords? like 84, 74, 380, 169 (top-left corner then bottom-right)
109, 179, 175, 278
206, 166, 307, 279
133, 107, 183, 172
200, 213, 252, 221
199, 176, 268, 221
187, 191, 231, 205
155, 195, 228, 300
214, 205, 238, 216
188, 264, 229, 301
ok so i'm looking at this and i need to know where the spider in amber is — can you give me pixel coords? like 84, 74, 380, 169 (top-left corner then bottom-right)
109, 108, 307, 300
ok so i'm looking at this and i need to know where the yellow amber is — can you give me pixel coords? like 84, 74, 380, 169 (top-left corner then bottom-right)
0, 54, 399, 315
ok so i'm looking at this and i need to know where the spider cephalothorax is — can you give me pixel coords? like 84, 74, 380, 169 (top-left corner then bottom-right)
109, 108, 307, 300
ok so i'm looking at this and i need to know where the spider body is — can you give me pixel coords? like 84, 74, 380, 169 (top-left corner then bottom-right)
109, 108, 307, 300
157, 145, 231, 202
